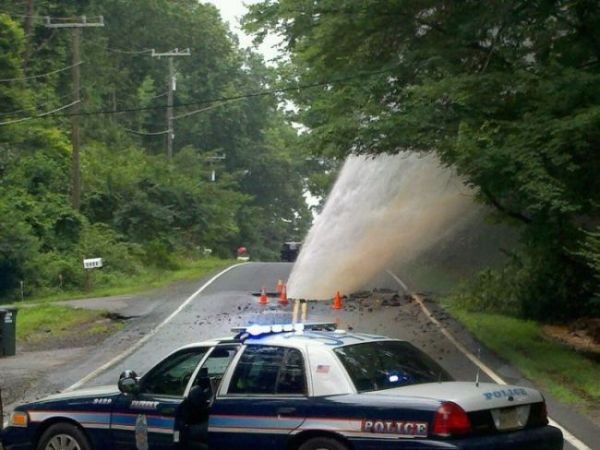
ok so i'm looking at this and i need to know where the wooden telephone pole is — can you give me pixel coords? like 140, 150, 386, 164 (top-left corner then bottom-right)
151, 48, 191, 159
45, 16, 104, 210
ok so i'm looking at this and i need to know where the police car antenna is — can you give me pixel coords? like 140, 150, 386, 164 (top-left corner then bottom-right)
475, 347, 481, 387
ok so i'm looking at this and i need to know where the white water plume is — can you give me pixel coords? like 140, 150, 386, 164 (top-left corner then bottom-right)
287, 152, 477, 300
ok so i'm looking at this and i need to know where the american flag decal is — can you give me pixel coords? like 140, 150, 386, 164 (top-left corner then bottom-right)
316, 364, 330, 373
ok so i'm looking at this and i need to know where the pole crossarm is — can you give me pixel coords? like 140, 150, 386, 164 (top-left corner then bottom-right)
151, 48, 191, 58
44, 15, 105, 28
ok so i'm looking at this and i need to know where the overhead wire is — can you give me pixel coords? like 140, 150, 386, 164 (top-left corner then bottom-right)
172, 101, 236, 120
84, 40, 153, 55
0, 100, 80, 126
123, 127, 171, 136
149, 91, 168, 99
0, 9, 84, 21
0, 62, 83, 83
0, 66, 397, 122
0, 81, 91, 117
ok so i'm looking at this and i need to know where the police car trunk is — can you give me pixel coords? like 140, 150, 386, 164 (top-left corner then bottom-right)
365, 381, 549, 437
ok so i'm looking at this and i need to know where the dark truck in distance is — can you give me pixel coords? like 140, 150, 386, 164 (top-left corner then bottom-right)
280, 241, 302, 262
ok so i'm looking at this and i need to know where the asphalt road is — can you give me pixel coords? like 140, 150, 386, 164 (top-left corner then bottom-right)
13, 262, 598, 450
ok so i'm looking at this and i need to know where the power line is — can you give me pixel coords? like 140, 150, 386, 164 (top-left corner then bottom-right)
0, 88, 83, 117
149, 91, 168, 99
0, 66, 397, 123
103, 46, 152, 55
0, 9, 73, 20
85, 40, 153, 55
5, 66, 396, 121
0, 62, 84, 83
172, 100, 238, 120
0, 100, 79, 126
123, 127, 171, 136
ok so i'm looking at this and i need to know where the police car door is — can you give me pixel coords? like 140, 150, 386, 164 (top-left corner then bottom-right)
208, 345, 309, 450
111, 346, 209, 450
180, 344, 241, 450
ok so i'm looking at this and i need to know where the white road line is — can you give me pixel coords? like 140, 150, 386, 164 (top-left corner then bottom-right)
385, 269, 592, 450
64, 263, 247, 392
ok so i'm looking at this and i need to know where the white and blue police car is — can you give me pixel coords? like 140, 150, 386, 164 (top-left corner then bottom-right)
2, 323, 563, 450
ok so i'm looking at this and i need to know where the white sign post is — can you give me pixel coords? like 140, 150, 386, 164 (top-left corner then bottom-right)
83, 257, 103, 291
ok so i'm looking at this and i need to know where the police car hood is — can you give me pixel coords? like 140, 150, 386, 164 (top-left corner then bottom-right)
365, 382, 543, 412
41, 385, 118, 402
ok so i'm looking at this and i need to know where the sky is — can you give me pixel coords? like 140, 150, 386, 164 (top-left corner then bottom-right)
203, 0, 281, 62
205, 1, 319, 211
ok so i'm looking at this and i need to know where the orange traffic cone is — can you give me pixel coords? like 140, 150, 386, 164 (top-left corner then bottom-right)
332, 291, 343, 310
276, 279, 284, 294
259, 287, 268, 305
278, 285, 289, 305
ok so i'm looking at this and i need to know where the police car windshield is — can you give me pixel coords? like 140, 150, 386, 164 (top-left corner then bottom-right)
334, 341, 452, 393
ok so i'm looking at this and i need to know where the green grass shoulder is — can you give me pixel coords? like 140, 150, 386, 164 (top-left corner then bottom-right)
443, 301, 600, 411
10, 257, 235, 344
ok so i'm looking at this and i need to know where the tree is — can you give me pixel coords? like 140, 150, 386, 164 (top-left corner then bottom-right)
0, 0, 316, 300
245, 0, 600, 319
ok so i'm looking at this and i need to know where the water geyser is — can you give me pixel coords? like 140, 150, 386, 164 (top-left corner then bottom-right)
287, 152, 477, 300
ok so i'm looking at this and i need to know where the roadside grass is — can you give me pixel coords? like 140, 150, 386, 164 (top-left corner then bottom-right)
444, 303, 600, 409
23, 257, 236, 304
16, 303, 109, 344
12, 257, 235, 343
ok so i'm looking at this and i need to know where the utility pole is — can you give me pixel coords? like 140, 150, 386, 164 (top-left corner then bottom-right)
23, 0, 35, 66
151, 48, 191, 159
45, 16, 104, 210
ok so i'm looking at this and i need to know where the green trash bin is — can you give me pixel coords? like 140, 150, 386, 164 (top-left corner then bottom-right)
0, 307, 17, 357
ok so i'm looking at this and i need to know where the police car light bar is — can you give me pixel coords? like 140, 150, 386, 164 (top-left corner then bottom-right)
231, 322, 338, 338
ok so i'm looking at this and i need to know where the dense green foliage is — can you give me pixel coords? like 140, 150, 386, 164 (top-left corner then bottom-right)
245, 0, 600, 320
0, 1, 312, 300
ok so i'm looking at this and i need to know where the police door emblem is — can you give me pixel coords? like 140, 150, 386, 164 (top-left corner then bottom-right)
135, 414, 149, 450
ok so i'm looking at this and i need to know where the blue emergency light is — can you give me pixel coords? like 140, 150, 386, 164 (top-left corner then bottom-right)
231, 322, 338, 339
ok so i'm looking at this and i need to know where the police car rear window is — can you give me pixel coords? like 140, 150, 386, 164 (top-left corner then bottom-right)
333, 341, 452, 393
228, 345, 307, 395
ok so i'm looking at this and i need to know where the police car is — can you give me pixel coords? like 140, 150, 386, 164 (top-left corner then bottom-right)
2, 323, 563, 450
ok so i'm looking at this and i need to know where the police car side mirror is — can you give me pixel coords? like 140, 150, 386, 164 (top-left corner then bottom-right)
118, 370, 139, 395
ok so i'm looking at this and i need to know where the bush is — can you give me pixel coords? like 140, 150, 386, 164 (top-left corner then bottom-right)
77, 223, 144, 276
142, 239, 180, 270
33, 251, 83, 292
448, 248, 597, 321
0, 201, 40, 299
449, 266, 522, 317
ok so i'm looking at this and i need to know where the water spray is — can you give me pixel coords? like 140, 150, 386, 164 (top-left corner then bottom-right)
288, 152, 477, 301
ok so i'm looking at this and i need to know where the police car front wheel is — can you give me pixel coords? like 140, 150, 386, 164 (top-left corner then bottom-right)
298, 437, 348, 450
37, 422, 92, 450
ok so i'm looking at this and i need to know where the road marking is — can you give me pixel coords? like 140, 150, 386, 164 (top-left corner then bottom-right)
64, 263, 248, 392
385, 269, 591, 450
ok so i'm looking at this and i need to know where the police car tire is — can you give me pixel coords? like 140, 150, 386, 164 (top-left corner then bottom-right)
37, 422, 92, 450
298, 436, 348, 450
